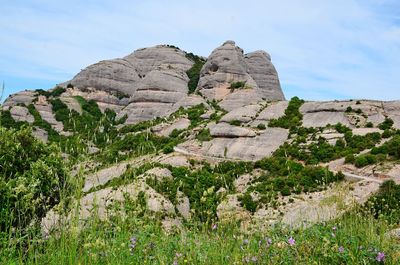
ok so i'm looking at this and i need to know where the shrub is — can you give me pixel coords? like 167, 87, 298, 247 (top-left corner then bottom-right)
354, 154, 376, 168
229, 81, 246, 90
365, 122, 373, 128
186, 53, 205, 93
257, 123, 266, 130
238, 193, 257, 213
268, 97, 304, 130
379, 118, 394, 130
365, 180, 400, 224
0, 127, 69, 231
229, 120, 241, 126
196, 128, 212, 142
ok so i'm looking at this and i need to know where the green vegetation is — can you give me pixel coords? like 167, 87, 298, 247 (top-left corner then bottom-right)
229, 119, 241, 126
269, 97, 304, 131
347, 134, 400, 168
3, 194, 398, 264
229, 81, 246, 91
186, 53, 206, 93
36, 86, 66, 98
276, 124, 382, 165
365, 180, 400, 225
0, 127, 69, 233
257, 123, 266, 130
379, 117, 394, 130
196, 128, 212, 142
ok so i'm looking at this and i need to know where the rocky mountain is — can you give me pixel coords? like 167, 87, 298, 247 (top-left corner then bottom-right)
2, 41, 400, 235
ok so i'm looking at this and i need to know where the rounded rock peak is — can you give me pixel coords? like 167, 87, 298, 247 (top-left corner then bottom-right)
223, 40, 236, 46
246, 50, 271, 61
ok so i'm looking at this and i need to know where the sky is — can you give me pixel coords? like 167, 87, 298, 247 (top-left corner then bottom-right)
1, 0, 400, 102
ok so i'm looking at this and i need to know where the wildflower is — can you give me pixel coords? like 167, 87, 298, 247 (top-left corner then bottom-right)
265, 237, 272, 246
338, 246, 344, 253
176, 252, 183, 258
173, 259, 178, 265
376, 252, 385, 262
129, 236, 137, 253
251, 256, 258, 263
243, 239, 249, 245
212, 224, 217, 230
288, 237, 295, 246
332, 226, 337, 231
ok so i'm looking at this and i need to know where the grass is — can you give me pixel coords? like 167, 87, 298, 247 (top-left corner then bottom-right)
3, 199, 399, 264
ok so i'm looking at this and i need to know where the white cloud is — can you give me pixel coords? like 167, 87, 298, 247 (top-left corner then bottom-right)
0, 0, 399, 100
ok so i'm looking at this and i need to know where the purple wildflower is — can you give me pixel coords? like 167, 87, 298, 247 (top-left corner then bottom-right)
288, 237, 295, 246
212, 224, 218, 230
173, 259, 178, 265
243, 239, 249, 245
376, 252, 385, 262
332, 226, 337, 231
129, 236, 137, 252
175, 252, 183, 258
338, 246, 345, 253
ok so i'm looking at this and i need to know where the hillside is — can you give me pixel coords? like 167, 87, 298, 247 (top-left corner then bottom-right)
1, 41, 400, 264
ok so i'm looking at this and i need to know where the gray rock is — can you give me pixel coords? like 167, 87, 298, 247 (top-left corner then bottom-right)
197, 40, 258, 100
153, 118, 191, 137
302, 112, 351, 128
34, 96, 65, 133
64, 45, 193, 97
220, 104, 262, 123
197, 41, 284, 105
3, 90, 36, 108
195, 127, 288, 161
254, 101, 288, 123
9, 106, 34, 123
244, 51, 285, 100
208, 122, 256, 138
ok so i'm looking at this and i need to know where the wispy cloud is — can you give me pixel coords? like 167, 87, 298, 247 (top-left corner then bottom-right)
1, 0, 399, 101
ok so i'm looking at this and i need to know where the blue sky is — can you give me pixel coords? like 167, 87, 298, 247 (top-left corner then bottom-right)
1, 0, 400, 102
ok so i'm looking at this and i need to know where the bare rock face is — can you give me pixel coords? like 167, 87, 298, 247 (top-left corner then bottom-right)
66, 59, 140, 96
3, 90, 36, 109
197, 40, 284, 107
65, 45, 193, 96
9, 106, 34, 123
208, 122, 256, 138
244, 50, 285, 100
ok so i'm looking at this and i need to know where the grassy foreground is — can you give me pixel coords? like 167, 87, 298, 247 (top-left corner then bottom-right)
2, 203, 399, 264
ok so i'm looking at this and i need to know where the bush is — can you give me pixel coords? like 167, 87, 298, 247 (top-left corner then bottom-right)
379, 118, 394, 130
229, 81, 246, 90
0, 127, 69, 231
229, 120, 241, 126
365, 122, 373, 128
186, 53, 205, 93
257, 123, 266, 130
238, 193, 257, 213
196, 128, 212, 142
354, 154, 376, 168
365, 180, 400, 224
268, 97, 304, 130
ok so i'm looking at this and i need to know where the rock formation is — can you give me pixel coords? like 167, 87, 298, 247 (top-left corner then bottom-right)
197, 40, 284, 110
